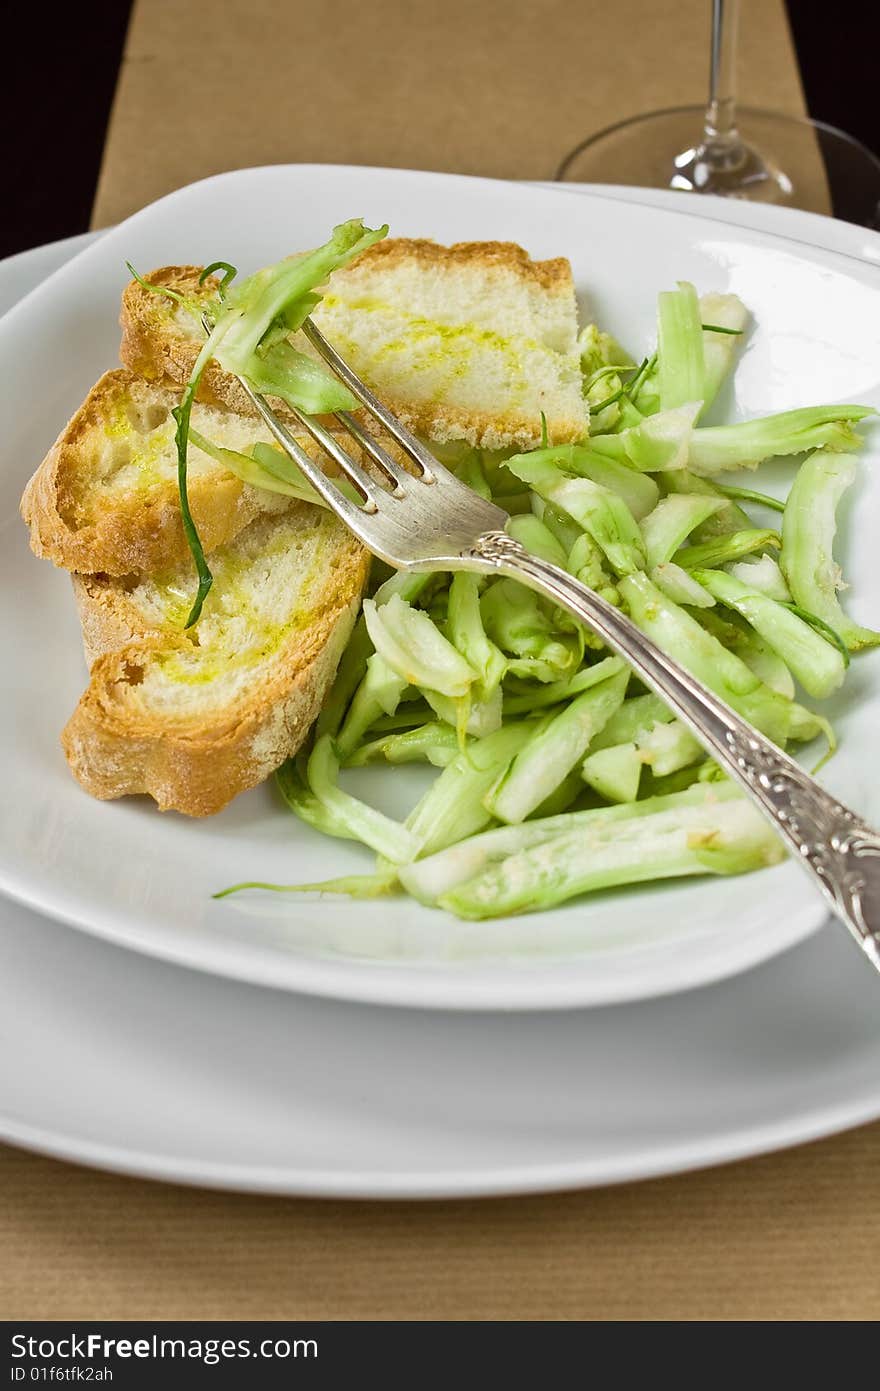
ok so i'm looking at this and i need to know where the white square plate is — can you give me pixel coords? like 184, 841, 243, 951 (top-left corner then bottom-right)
2, 165, 879, 1009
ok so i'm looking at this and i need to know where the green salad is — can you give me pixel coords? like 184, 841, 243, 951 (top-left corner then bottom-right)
137, 221, 877, 921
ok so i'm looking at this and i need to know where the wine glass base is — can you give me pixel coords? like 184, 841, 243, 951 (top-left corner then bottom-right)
670, 138, 791, 203
557, 106, 880, 228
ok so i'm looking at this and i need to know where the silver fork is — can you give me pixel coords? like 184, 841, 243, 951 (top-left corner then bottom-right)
234, 316, 880, 972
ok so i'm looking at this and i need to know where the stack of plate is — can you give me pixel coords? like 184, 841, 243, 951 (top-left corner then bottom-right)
1, 167, 879, 1197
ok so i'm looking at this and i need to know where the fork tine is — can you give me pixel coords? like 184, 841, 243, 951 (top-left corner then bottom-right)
333, 411, 413, 490
278, 401, 388, 510
235, 375, 375, 530
301, 318, 444, 482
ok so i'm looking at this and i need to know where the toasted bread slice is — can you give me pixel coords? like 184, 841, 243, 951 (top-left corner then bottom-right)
314, 239, 588, 449
19, 369, 371, 577
63, 507, 369, 816
119, 240, 588, 450
21, 370, 295, 576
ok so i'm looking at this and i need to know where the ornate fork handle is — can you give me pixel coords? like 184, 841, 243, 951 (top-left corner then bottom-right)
469, 531, 880, 967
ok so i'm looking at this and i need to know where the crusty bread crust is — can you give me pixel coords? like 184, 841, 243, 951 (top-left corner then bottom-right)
345, 238, 575, 292
71, 573, 157, 668
119, 265, 213, 386
63, 529, 369, 816
361, 397, 577, 454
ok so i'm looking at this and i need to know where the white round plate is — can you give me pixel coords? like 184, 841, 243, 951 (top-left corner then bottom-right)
1, 168, 879, 1010
2, 885, 880, 1196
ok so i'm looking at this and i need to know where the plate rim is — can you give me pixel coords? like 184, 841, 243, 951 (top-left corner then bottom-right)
3, 1071, 879, 1198
0, 862, 826, 1010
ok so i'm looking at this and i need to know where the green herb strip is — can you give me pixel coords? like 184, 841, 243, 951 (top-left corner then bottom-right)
714, 482, 786, 513
125, 261, 202, 315
781, 603, 851, 666
199, 262, 238, 301
590, 354, 653, 416
173, 316, 239, 627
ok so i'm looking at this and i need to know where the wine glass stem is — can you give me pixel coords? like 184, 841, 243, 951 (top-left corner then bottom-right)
704, 0, 741, 148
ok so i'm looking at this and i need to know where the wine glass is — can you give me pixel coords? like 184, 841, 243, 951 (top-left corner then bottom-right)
556, 0, 880, 228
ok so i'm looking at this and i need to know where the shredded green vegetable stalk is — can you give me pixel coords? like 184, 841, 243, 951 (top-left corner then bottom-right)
177, 244, 874, 921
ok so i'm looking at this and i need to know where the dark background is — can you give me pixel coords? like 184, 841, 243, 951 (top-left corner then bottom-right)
2, 2, 878, 260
